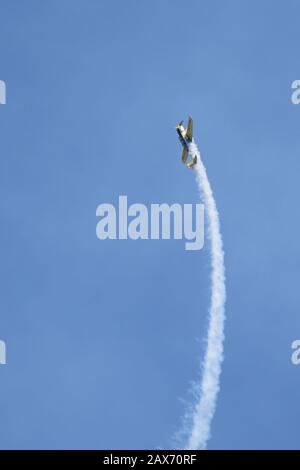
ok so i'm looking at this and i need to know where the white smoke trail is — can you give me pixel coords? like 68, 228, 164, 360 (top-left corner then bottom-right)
184, 141, 226, 450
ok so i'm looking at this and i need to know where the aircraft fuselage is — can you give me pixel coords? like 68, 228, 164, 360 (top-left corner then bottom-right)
176, 117, 197, 169
176, 127, 190, 150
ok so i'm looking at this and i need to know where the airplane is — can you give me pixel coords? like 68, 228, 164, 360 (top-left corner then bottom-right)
176, 116, 197, 168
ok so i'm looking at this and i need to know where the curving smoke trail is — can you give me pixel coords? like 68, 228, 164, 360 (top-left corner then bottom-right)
184, 141, 226, 450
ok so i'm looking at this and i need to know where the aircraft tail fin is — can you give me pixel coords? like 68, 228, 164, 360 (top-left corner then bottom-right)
187, 155, 197, 169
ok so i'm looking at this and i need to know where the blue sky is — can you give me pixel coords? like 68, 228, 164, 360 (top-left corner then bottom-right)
0, 0, 299, 449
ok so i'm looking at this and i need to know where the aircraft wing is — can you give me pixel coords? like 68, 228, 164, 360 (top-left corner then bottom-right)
181, 148, 188, 163
186, 116, 193, 141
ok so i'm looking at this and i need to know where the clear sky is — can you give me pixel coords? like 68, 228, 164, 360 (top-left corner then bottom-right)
0, 0, 299, 450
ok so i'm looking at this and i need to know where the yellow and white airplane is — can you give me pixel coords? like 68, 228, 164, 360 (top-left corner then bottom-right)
176, 116, 197, 168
